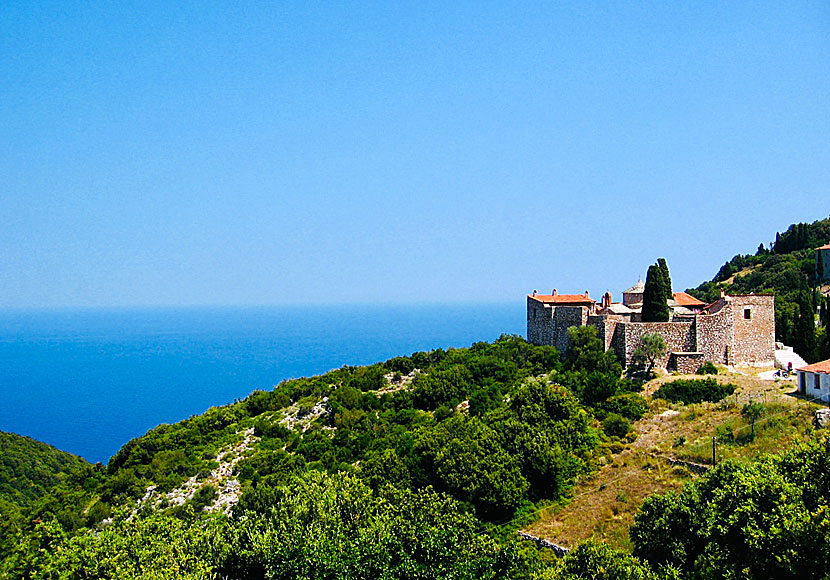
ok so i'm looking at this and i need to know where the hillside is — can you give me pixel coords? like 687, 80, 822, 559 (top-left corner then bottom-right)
3, 217, 830, 579
525, 368, 821, 551
688, 217, 830, 362
0, 431, 90, 511
0, 333, 632, 578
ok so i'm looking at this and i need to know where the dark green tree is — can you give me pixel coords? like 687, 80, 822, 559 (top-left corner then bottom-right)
657, 258, 673, 301
632, 439, 830, 579
793, 289, 817, 362
642, 264, 669, 322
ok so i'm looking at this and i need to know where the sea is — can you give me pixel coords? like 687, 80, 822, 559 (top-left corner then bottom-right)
0, 303, 524, 463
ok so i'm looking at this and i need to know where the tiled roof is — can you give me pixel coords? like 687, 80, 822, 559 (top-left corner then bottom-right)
603, 303, 633, 314
529, 293, 595, 305
624, 280, 645, 293
817, 243, 830, 251
797, 359, 830, 374
672, 292, 706, 307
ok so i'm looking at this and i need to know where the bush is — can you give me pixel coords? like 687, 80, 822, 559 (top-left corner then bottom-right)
601, 392, 648, 421
603, 413, 631, 438
696, 361, 719, 375
653, 378, 736, 405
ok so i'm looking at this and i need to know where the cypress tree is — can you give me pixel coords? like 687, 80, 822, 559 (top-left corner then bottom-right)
642, 264, 670, 322
657, 258, 673, 301
793, 289, 817, 362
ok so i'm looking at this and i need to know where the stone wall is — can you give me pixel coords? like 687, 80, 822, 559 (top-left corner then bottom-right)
527, 299, 590, 353
528, 292, 775, 368
619, 321, 696, 368
527, 297, 551, 346
818, 248, 830, 283
695, 304, 733, 364
588, 316, 620, 352
728, 295, 775, 364
553, 306, 588, 352
669, 352, 705, 374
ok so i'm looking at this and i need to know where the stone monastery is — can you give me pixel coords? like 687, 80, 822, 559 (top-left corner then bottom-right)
527, 280, 775, 373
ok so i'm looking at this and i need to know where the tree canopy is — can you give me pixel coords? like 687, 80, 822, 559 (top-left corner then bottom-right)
642, 264, 670, 322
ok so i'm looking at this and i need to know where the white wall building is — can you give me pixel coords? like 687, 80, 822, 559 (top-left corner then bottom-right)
797, 359, 830, 402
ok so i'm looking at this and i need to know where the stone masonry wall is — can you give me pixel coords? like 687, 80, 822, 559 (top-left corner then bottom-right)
669, 352, 705, 374
818, 248, 830, 283
588, 316, 620, 352
695, 306, 733, 365
619, 321, 696, 368
553, 306, 588, 352
527, 299, 590, 353
528, 292, 775, 368
728, 294, 775, 364
527, 297, 551, 346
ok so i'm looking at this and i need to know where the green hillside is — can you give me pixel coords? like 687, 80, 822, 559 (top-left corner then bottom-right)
1, 333, 638, 578
3, 218, 830, 579
689, 216, 830, 362
0, 431, 90, 510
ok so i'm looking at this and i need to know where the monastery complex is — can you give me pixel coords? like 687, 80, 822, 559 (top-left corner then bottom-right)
527, 280, 776, 372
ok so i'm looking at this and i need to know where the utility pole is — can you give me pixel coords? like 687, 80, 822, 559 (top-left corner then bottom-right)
712, 436, 717, 467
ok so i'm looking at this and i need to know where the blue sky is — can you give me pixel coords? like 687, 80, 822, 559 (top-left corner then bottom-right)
2, 1, 828, 307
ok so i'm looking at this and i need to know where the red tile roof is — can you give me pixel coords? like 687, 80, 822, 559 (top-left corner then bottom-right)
797, 359, 830, 374
529, 293, 595, 305
672, 292, 706, 307
817, 243, 830, 250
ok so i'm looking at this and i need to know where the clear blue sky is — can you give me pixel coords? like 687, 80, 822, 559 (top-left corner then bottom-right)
2, 1, 828, 308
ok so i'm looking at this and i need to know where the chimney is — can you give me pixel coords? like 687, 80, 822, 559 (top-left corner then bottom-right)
603, 292, 612, 308
720, 288, 726, 298
585, 290, 590, 298
532, 290, 537, 296
552, 289, 557, 296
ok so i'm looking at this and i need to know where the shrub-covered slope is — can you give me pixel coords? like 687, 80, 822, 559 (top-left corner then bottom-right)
2, 333, 648, 578
0, 431, 90, 511
689, 217, 830, 362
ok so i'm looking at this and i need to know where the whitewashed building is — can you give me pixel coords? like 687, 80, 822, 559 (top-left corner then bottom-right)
797, 359, 830, 402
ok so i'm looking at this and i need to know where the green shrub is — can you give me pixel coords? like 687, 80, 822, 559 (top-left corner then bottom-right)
601, 392, 648, 421
653, 378, 736, 405
603, 413, 631, 438
696, 361, 719, 375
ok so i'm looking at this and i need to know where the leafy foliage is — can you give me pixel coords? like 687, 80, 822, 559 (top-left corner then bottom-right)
0, 431, 91, 510
695, 361, 718, 375
652, 378, 736, 405
631, 333, 667, 376
631, 438, 830, 579
688, 217, 830, 362
1, 334, 619, 576
536, 539, 662, 580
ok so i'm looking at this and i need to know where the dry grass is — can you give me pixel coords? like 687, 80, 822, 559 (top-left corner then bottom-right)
523, 368, 822, 551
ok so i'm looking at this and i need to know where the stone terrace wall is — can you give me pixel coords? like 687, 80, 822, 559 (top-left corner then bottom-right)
619, 321, 696, 368
729, 295, 775, 364
669, 352, 705, 373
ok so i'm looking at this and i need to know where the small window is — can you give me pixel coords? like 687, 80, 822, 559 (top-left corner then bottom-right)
816, 374, 821, 390
744, 308, 752, 320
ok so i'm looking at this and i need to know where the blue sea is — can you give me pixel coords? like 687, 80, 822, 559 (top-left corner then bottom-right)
0, 303, 524, 463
